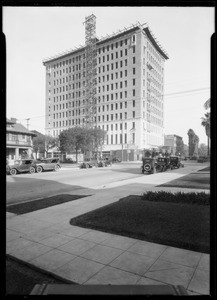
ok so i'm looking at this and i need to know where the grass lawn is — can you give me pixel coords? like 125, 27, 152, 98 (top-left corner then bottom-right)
158, 172, 210, 189
6, 194, 91, 215
198, 166, 210, 172
6, 256, 71, 295
70, 193, 210, 253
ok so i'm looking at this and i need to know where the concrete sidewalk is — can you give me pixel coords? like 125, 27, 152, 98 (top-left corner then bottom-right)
6, 177, 210, 295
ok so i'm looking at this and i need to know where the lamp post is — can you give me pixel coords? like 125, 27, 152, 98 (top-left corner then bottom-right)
121, 119, 124, 161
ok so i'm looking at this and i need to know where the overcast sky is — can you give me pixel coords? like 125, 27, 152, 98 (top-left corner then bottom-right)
3, 6, 214, 145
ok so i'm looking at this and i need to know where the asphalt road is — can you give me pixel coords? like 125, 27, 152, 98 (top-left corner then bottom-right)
6, 161, 207, 205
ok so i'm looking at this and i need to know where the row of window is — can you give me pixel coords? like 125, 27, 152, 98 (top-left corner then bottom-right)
98, 38, 129, 54
6, 133, 31, 142
52, 55, 135, 79
53, 99, 136, 112
147, 41, 163, 64
53, 111, 133, 122
51, 36, 133, 70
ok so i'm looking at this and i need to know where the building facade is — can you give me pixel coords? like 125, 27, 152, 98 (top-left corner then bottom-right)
164, 134, 183, 155
43, 23, 169, 160
6, 118, 36, 163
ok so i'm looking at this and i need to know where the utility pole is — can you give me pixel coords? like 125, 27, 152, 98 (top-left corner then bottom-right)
121, 119, 124, 161
26, 118, 30, 130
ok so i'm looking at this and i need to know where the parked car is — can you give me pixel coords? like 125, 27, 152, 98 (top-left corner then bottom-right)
141, 157, 156, 174
103, 158, 113, 166
197, 156, 208, 163
64, 158, 76, 163
97, 160, 106, 167
80, 158, 98, 169
112, 157, 121, 163
170, 156, 184, 169
35, 158, 61, 173
156, 157, 171, 172
6, 159, 36, 175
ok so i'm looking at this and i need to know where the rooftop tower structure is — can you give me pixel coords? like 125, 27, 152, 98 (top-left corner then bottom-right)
83, 14, 97, 128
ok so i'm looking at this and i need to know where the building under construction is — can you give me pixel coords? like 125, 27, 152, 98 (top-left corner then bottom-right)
43, 15, 169, 161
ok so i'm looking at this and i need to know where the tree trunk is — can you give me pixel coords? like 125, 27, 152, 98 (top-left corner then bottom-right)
75, 145, 78, 163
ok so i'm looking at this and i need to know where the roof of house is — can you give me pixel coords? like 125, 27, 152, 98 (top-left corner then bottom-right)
7, 121, 37, 136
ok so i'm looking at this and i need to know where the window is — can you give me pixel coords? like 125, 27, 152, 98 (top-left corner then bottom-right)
133, 68, 136, 75
133, 111, 135, 118
133, 57, 135, 64
133, 89, 135, 96
120, 134, 123, 144
133, 100, 135, 107
133, 78, 135, 85
132, 133, 135, 144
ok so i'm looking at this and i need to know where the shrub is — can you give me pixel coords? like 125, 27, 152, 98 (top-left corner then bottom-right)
140, 191, 210, 205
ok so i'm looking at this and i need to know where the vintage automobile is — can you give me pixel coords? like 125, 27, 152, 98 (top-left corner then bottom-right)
141, 157, 156, 174
156, 157, 171, 172
35, 158, 61, 173
80, 158, 98, 169
197, 156, 208, 163
6, 159, 36, 175
170, 156, 184, 169
112, 157, 121, 163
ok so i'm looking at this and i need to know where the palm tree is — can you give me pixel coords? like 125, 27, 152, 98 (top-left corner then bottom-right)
203, 98, 210, 110
201, 112, 210, 156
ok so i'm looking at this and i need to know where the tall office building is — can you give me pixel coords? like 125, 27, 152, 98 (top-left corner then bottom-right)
43, 21, 169, 160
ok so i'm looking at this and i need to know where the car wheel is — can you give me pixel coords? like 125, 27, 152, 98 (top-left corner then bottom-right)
54, 164, 59, 171
10, 168, 17, 175
29, 167, 36, 174
36, 166, 43, 173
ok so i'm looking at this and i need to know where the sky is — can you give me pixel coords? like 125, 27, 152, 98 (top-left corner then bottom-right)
3, 6, 214, 145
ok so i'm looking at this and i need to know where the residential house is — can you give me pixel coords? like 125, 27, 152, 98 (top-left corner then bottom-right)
6, 118, 37, 164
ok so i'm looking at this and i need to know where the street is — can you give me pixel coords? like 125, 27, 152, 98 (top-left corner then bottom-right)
6, 161, 207, 205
